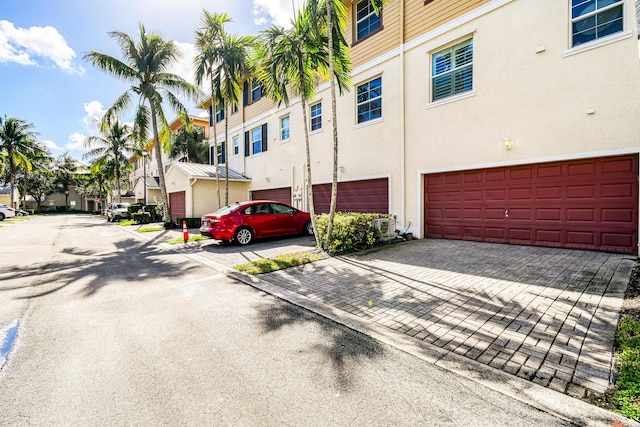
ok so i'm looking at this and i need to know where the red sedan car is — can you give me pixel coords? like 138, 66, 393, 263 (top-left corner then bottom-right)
200, 200, 313, 245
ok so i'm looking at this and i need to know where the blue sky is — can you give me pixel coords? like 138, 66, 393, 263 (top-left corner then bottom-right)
0, 0, 303, 162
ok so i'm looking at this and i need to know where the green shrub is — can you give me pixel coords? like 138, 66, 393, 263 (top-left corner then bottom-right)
132, 212, 151, 224
127, 203, 144, 214
314, 212, 389, 255
613, 317, 640, 421
176, 217, 201, 228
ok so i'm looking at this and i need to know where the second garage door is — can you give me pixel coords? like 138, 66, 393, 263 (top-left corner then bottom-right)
251, 187, 292, 205
425, 155, 638, 254
169, 191, 186, 220
313, 178, 388, 214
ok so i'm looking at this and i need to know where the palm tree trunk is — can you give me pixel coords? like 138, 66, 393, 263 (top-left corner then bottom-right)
150, 104, 172, 224
224, 100, 229, 206
326, 0, 339, 250
211, 82, 221, 209
299, 68, 322, 250
115, 153, 122, 204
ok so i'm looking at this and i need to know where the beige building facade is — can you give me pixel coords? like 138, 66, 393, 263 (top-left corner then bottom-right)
198, 0, 640, 254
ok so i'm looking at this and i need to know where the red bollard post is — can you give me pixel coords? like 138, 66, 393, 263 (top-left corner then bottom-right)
183, 220, 189, 244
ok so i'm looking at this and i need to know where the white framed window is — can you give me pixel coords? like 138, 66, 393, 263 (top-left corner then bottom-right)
251, 127, 263, 154
356, 0, 382, 41
233, 136, 239, 156
571, 0, 624, 47
310, 103, 322, 132
431, 38, 473, 102
357, 76, 382, 124
280, 115, 290, 141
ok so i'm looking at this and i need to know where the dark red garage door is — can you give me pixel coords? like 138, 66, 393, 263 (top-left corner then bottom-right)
313, 178, 388, 214
169, 191, 186, 220
425, 155, 638, 254
251, 187, 292, 205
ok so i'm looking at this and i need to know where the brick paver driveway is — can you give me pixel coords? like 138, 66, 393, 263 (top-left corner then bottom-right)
255, 239, 634, 397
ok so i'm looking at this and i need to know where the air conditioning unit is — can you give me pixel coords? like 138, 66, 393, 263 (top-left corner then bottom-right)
371, 218, 395, 239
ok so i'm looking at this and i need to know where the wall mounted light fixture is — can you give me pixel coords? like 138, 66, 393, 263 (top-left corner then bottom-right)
503, 137, 514, 151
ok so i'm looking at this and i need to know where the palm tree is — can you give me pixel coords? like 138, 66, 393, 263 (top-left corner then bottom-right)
84, 23, 200, 223
0, 116, 39, 208
83, 119, 134, 204
169, 126, 208, 163
253, 1, 339, 250
320, 0, 386, 248
194, 11, 232, 209
218, 33, 254, 205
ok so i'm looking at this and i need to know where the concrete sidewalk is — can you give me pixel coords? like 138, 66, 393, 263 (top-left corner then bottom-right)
131, 224, 638, 425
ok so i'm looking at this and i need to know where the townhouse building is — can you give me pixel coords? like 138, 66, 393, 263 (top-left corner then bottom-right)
135, 0, 640, 255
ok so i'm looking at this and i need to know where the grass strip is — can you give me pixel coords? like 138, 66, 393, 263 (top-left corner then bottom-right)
164, 235, 208, 245
235, 251, 324, 274
137, 227, 163, 233
613, 317, 640, 420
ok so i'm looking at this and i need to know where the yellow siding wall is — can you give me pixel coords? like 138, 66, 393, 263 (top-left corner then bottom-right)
404, 0, 491, 43
347, 0, 401, 68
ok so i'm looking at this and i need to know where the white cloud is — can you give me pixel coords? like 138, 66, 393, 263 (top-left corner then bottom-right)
41, 140, 62, 151
0, 20, 85, 74
81, 101, 106, 135
168, 41, 196, 86
252, 0, 305, 27
66, 132, 86, 151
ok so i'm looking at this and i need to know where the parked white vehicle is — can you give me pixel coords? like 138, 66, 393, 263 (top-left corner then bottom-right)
0, 204, 16, 221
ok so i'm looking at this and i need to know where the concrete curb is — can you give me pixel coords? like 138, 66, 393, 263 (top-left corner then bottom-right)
119, 223, 639, 427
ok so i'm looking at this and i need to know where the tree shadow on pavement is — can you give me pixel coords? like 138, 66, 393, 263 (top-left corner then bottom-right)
254, 239, 634, 404
0, 236, 196, 299
255, 297, 385, 391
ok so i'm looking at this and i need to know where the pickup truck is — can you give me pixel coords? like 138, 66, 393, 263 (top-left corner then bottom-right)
106, 203, 131, 222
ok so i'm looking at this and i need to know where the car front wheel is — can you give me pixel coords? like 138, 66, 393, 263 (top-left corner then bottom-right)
234, 227, 254, 245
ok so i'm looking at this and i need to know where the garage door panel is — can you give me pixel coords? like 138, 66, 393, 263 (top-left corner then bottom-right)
536, 208, 561, 221
567, 185, 595, 199
567, 231, 595, 245
567, 162, 596, 176
169, 191, 186, 220
603, 157, 634, 174
425, 155, 638, 254
537, 165, 562, 179
567, 208, 595, 222
601, 183, 634, 198
602, 208, 634, 223
251, 187, 292, 205
538, 186, 563, 199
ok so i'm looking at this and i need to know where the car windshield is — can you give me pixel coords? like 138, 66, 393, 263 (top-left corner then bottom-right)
115, 204, 129, 208
215, 203, 242, 214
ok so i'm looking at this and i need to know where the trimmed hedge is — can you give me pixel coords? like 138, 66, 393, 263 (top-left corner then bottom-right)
176, 217, 201, 228
315, 212, 391, 255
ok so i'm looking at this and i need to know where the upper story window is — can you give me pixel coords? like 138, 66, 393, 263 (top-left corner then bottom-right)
431, 38, 473, 102
243, 80, 264, 106
356, 0, 382, 41
310, 103, 322, 132
210, 142, 226, 165
215, 104, 224, 123
280, 115, 290, 141
244, 124, 268, 156
233, 136, 239, 156
357, 77, 382, 124
571, 0, 624, 47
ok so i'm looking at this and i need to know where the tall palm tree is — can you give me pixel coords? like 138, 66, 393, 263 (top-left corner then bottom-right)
253, 1, 342, 250
83, 119, 134, 204
218, 33, 254, 205
84, 23, 200, 223
0, 116, 39, 208
194, 11, 232, 209
309, 0, 352, 249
